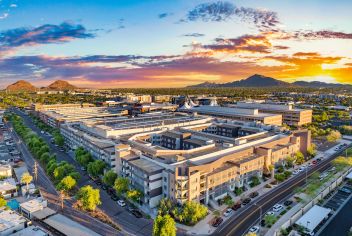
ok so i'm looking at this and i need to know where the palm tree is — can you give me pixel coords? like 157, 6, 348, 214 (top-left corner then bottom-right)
21, 172, 33, 194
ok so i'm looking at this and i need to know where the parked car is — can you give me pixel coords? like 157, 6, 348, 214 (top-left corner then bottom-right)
284, 200, 293, 206
339, 187, 352, 194
249, 191, 259, 198
248, 226, 260, 234
212, 217, 223, 227
223, 208, 233, 217
292, 170, 299, 175
111, 194, 119, 201
242, 198, 251, 205
107, 187, 116, 195
260, 219, 266, 226
265, 211, 275, 216
272, 204, 284, 212
131, 209, 143, 218
312, 160, 317, 165
231, 203, 241, 211
117, 200, 126, 207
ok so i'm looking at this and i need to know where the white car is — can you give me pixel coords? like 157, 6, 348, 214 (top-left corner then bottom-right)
248, 226, 260, 234
265, 211, 275, 216
223, 208, 233, 217
292, 170, 299, 175
117, 200, 126, 207
272, 204, 284, 212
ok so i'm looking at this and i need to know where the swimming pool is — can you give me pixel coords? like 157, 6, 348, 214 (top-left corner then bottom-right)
6, 199, 19, 210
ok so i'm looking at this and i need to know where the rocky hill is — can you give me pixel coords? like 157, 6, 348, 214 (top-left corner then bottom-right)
6, 80, 37, 92
47, 80, 77, 90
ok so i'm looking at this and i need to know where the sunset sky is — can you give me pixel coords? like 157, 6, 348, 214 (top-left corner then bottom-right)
0, 0, 352, 88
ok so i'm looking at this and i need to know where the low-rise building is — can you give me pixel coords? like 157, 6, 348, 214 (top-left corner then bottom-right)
19, 198, 48, 219
0, 210, 27, 236
0, 178, 17, 199
235, 100, 312, 126
179, 105, 283, 126
0, 165, 12, 178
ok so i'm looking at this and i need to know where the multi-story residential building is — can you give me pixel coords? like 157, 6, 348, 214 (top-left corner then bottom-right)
115, 120, 310, 208
179, 104, 283, 126
235, 100, 312, 126
61, 112, 212, 168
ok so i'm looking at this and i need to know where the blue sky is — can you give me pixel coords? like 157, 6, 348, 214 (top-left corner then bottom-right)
0, 0, 352, 88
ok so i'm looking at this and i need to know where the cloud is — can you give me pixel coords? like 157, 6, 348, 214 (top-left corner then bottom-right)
0, 22, 95, 49
181, 1, 280, 31
293, 52, 320, 57
184, 1, 236, 22
182, 33, 205, 37
200, 34, 273, 54
293, 30, 352, 40
10, 4, 17, 8
234, 7, 280, 31
0, 13, 9, 20
158, 13, 172, 19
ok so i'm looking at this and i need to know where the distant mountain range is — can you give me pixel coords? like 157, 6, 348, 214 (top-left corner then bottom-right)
188, 74, 352, 89
6, 80, 77, 92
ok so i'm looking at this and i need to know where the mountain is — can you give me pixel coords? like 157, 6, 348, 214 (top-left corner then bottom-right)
188, 81, 219, 88
46, 80, 77, 90
292, 81, 352, 89
188, 74, 292, 88
6, 80, 37, 92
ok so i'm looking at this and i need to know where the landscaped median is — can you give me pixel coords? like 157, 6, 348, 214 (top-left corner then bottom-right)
264, 156, 352, 236
5, 113, 121, 231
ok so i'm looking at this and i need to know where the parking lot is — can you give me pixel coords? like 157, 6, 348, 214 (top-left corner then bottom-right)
323, 183, 352, 211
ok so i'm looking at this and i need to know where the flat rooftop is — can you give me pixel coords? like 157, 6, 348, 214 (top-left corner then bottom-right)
129, 158, 164, 174
44, 214, 101, 236
82, 112, 209, 131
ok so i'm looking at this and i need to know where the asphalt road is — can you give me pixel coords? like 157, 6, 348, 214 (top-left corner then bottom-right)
11, 108, 154, 236
214, 146, 350, 236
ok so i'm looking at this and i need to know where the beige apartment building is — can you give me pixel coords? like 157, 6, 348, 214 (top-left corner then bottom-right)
115, 120, 310, 208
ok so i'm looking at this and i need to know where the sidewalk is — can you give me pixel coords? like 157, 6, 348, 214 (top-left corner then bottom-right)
178, 177, 274, 235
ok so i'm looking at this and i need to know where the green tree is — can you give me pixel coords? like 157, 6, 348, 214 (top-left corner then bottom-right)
307, 144, 317, 158
21, 172, 33, 192
0, 196, 7, 207
249, 176, 260, 187
76, 152, 93, 168
326, 130, 342, 142
57, 176, 76, 192
87, 160, 106, 178
126, 189, 143, 202
114, 177, 129, 195
294, 151, 305, 165
274, 173, 285, 182
153, 214, 176, 236
172, 201, 208, 225
102, 170, 117, 186
76, 185, 101, 211
264, 214, 277, 227
158, 198, 173, 216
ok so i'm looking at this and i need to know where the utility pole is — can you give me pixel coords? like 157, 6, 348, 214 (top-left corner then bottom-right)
33, 161, 38, 182
59, 191, 65, 210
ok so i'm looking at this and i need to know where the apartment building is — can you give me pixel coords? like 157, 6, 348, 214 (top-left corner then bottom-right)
235, 101, 312, 126
60, 113, 212, 169
115, 121, 310, 208
179, 105, 283, 126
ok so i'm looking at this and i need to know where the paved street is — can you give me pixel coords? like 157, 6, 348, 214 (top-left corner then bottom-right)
214, 145, 351, 236
11, 108, 153, 236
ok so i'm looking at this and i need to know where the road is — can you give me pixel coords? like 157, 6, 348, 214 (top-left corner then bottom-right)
10, 108, 154, 236
214, 145, 350, 236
